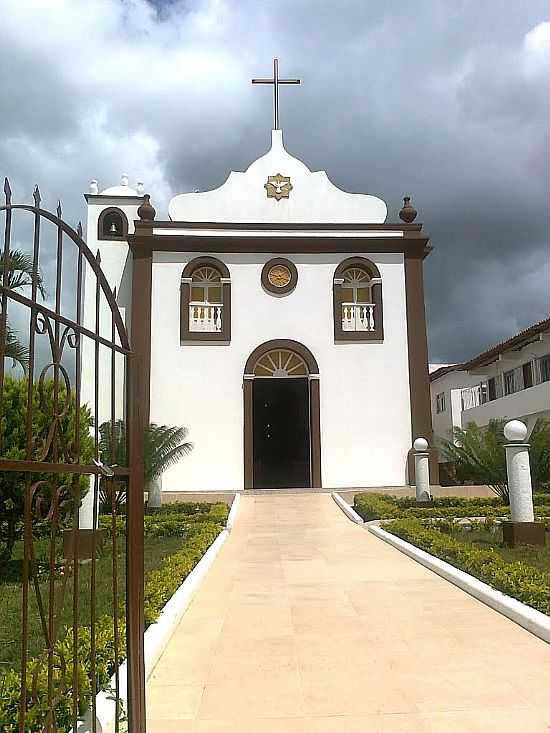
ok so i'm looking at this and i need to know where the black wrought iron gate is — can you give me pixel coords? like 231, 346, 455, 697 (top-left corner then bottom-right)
0, 180, 145, 732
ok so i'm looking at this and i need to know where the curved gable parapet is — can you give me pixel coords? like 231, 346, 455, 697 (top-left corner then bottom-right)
168, 130, 387, 224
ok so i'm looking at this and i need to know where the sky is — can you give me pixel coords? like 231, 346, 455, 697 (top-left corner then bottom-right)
1, 0, 550, 363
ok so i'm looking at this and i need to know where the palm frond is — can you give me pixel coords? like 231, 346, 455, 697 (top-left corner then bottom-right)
1, 249, 46, 298
1, 325, 29, 371
97, 420, 193, 483
99, 418, 127, 467
145, 424, 193, 481
439, 420, 508, 501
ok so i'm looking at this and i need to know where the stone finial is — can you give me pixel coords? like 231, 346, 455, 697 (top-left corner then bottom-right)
399, 195, 417, 223
136, 180, 144, 196
413, 437, 429, 452
89, 179, 98, 195
121, 173, 129, 187
504, 420, 528, 443
137, 193, 156, 221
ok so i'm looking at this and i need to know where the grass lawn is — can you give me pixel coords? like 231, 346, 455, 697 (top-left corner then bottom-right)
451, 523, 550, 574
0, 531, 186, 673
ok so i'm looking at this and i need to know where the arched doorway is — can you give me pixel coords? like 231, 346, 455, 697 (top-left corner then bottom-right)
243, 340, 321, 489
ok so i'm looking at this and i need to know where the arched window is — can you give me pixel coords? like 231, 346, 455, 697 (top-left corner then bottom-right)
98, 207, 128, 241
333, 257, 383, 341
180, 257, 231, 342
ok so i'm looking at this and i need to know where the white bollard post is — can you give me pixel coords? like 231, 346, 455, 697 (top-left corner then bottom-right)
413, 437, 431, 503
504, 420, 534, 522
503, 420, 544, 546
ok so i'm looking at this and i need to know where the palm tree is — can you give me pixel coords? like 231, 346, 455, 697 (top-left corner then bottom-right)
98, 420, 193, 510
0, 249, 46, 370
440, 418, 550, 502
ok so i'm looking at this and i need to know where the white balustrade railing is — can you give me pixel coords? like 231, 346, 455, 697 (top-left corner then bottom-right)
189, 302, 223, 332
342, 303, 375, 332
461, 385, 484, 411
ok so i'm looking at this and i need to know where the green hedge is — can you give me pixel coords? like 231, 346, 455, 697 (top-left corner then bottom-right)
381, 518, 550, 615
353, 492, 550, 521
99, 502, 229, 538
0, 507, 228, 733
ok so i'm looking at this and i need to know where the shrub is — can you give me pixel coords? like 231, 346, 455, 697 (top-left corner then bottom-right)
0, 376, 94, 564
144, 524, 221, 624
382, 518, 550, 615
353, 492, 550, 522
440, 419, 550, 502
99, 502, 229, 538
0, 506, 228, 731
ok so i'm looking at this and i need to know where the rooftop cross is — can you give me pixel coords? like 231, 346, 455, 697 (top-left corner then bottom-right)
252, 58, 301, 130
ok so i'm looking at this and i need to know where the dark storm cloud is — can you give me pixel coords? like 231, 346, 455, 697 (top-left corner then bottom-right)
1, 0, 550, 363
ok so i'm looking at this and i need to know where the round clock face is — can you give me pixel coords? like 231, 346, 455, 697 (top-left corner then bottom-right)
267, 265, 291, 288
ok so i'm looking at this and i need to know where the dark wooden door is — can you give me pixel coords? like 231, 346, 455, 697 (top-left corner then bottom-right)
253, 378, 310, 488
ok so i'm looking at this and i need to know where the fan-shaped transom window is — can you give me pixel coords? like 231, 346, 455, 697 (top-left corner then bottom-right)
191, 266, 222, 304
254, 349, 308, 377
341, 267, 372, 304
98, 207, 128, 241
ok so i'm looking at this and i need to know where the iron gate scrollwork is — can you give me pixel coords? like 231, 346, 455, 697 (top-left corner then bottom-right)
0, 179, 145, 732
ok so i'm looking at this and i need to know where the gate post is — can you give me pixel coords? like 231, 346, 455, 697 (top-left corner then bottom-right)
126, 226, 153, 731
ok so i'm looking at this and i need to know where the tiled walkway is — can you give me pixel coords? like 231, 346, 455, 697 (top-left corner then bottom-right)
146, 494, 550, 732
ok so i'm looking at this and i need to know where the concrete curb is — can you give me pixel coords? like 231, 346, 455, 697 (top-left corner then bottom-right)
331, 492, 364, 524
76, 501, 238, 733
226, 492, 240, 531
369, 524, 550, 645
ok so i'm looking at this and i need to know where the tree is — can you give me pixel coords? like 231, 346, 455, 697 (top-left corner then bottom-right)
98, 420, 193, 510
0, 375, 94, 565
439, 418, 550, 503
0, 249, 46, 370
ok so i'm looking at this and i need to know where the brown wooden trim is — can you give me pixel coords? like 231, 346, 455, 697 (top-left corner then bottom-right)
181, 255, 230, 279
151, 220, 425, 232
244, 338, 320, 374
128, 233, 430, 256
261, 258, 298, 295
97, 206, 129, 241
243, 379, 253, 489
404, 254, 439, 485
180, 256, 231, 342
126, 242, 152, 733
334, 256, 381, 279
243, 339, 321, 489
310, 377, 322, 488
333, 257, 384, 342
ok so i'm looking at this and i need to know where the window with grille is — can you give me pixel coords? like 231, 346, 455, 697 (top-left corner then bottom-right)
503, 369, 516, 396
435, 392, 446, 413
540, 354, 550, 383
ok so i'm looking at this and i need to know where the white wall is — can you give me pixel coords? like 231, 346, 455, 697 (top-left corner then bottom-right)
431, 370, 483, 450
81, 198, 139, 430
461, 337, 550, 430
150, 250, 412, 491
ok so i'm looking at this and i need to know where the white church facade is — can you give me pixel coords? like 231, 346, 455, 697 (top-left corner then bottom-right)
82, 90, 436, 492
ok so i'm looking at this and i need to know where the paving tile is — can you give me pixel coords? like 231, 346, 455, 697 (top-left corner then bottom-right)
146, 494, 550, 731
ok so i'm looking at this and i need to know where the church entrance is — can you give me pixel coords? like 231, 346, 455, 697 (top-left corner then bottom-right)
253, 377, 310, 488
243, 340, 322, 489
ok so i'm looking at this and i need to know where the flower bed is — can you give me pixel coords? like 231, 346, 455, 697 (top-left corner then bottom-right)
381, 518, 550, 616
0, 502, 228, 733
353, 492, 550, 521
